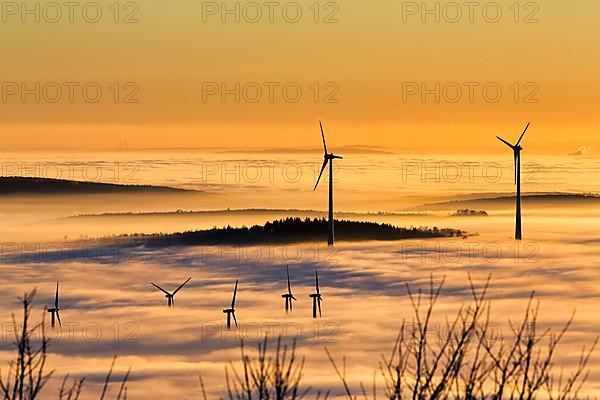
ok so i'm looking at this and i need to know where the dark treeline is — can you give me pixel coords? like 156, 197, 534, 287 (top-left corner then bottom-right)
450, 209, 488, 216
122, 217, 463, 247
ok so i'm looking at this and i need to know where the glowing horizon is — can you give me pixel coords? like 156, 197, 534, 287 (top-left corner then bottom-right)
1, 1, 598, 154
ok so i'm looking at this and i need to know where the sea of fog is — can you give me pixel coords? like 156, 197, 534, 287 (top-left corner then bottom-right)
0, 151, 598, 399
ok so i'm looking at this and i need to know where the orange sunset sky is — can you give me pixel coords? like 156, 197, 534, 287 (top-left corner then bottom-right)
0, 0, 598, 153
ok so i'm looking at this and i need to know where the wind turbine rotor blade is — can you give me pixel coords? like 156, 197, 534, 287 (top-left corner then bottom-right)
150, 283, 171, 296
55, 282, 59, 308
231, 279, 238, 308
514, 151, 518, 184
332, 155, 343, 159
56, 311, 61, 326
173, 277, 191, 295
516, 122, 530, 146
317, 298, 322, 317
496, 136, 514, 149
517, 152, 521, 182
287, 266, 292, 294
319, 121, 328, 155
232, 311, 238, 327
313, 159, 328, 191
315, 269, 320, 294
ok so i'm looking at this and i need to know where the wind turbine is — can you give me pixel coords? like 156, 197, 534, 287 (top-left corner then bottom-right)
308, 268, 323, 318
281, 265, 297, 313
497, 122, 530, 240
47, 282, 61, 328
314, 121, 343, 246
223, 279, 238, 329
150, 277, 191, 307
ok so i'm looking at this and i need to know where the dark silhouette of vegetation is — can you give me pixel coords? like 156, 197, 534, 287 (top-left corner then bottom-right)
221, 337, 327, 400
121, 218, 463, 247
0, 291, 130, 400
450, 209, 488, 217
326, 276, 598, 400
0, 290, 52, 400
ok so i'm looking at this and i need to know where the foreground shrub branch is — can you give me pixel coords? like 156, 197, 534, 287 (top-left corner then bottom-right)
225, 336, 320, 400
0, 290, 52, 400
326, 275, 597, 400
0, 291, 130, 400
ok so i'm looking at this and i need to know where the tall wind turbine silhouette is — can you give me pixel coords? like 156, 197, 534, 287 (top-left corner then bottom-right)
47, 282, 61, 328
150, 277, 191, 307
309, 268, 323, 318
497, 122, 530, 240
223, 279, 238, 329
314, 121, 343, 246
281, 266, 297, 313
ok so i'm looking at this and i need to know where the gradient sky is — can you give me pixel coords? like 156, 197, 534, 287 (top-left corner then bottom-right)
0, 0, 598, 153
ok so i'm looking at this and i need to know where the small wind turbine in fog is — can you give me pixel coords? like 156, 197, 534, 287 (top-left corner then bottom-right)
309, 268, 323, 318
281, 266, 297, 313
497, 122, 530, 240
47, 282, 61, 328
314, 121, 343, 246
223, 279, 238, 329
150, 277, 191, 307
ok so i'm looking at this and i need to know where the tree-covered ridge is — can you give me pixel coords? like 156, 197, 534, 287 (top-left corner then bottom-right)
125, 217, 463, 246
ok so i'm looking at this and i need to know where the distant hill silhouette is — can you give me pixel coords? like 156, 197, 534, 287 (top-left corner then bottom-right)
0, 177, 193, 195
118, 217, 463, 246
65, 209, 429, 220
416, 193, 600, 210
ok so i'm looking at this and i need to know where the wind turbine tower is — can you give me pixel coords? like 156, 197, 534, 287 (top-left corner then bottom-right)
314, 121, 343, 245
496, 122, 530, 240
